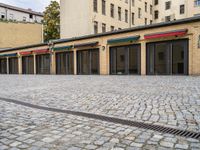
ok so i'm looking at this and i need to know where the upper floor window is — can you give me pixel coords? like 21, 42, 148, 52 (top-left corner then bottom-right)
29, 14, 33, 19
118, 7, 121, 21
194, 0, 200, 6
132, 0, 135, 7
165, 16, 171, 22
145, 2, 147, 12
111, 26, 115, 31
150, 5, 153, 15
154, 10, 159, 19
102, 23, 106, 33
180, 5, 185, 14
132, 13, 135, 25
93, 0, 98, 12
154, 0, 158, 5
138, 8, 141, 18
94, 21, 98, 34
165, 1, 171, 10
125, 9, 128, 23
110, 4, 114, 18
102, 0, 106, 15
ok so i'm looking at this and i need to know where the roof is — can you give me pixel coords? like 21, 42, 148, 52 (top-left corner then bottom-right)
0, 3, 43, 17
0, 16, 200, 53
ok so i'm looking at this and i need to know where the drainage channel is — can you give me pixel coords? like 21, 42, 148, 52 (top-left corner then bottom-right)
0, 97, 200, 140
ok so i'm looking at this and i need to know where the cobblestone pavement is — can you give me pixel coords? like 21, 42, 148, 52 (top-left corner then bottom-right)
0, 75, 200, 149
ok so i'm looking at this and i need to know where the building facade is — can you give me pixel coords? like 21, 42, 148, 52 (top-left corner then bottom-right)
61, 0, 200, 39
0, 21, 43, 49
153, 0, 200, 23
60, 0, 153, 39
0, 16, 200, 76
0, 3, 43, 23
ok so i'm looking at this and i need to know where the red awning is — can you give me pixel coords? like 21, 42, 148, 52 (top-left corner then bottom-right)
19, 51, 32, 55
32, 49, 49, 54
144, 29, 188, 39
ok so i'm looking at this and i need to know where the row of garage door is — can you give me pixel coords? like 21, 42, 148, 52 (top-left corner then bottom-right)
0, 39, 188, 75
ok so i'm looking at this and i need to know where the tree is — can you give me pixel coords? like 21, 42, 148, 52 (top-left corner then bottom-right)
43, 1, 60, 42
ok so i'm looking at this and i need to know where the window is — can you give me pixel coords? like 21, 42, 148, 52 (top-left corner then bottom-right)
125, 9, 128, 23
138, 8, 141, 18
23, 17, 26, 21
132, 0, 135, 7
154, 10, 159, 19
145, 2, 147, 12
94, 21, 98, 34
1, 12, 5, 19
165, 16, 171, 22
145, 18, 147, 25
111, 26, 115, 31
150, 5, 153, 15
9, 14, 14, 20
29, 14, 33, 19
118, 7, 121, 21
165, 1, 171, 10
93, 0, 98, 12
102, 23, 106, 33
110, 4, 114, 18
102, 0, 106, 15
132, 13, 135, 25
195, 0, 200, 6
150, 20, 153, 24
180, 5, 185, 14
125, 0, 128, 4
154, 0, 158, 5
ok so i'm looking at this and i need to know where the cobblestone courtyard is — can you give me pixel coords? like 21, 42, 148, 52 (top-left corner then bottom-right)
0, 75, 200, 150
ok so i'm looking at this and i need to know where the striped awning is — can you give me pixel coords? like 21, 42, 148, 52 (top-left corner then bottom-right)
53, 45, 73, 51
0, 53, 17, 57
144, 29, 188, 39
107, 35, 140, 44
74, 41, 99, 48
32, 49, 50, 54
19, 51, 32, 55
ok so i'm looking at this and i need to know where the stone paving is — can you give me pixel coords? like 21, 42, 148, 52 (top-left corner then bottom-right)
0, 75, 200, 149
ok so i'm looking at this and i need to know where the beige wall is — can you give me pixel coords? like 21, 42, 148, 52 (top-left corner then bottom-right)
0, 21, 43, 49
60, 0, 153, 39
1, 20, 200, 75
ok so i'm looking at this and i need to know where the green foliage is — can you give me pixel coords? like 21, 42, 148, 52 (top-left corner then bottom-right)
43, 1, 60, 42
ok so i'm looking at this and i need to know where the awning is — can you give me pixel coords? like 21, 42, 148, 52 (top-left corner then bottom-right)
32, 49, 50, 54
144, 29, 188, 39
74, 41, 98, 48
53, 45, 73, 51
0, 53, 17, 57
107, 35, 140, 44
19, 51, 32, 55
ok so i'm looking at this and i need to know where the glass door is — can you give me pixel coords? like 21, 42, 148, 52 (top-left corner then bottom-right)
0, 58, 7, 74
9, 57, 18, 74
22, 56, 34, 74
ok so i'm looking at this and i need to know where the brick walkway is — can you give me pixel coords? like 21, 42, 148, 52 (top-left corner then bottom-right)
0, 75, 200, 149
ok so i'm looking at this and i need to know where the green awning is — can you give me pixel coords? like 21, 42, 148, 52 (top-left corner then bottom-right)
53, 45, 73, 51
107, 35, 140, 45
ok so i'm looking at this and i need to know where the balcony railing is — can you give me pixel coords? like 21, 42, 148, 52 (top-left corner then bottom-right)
194, 0, 200, 6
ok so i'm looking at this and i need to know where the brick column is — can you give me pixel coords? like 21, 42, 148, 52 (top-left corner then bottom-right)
51, 52, 56, 74
141, 41, 146, 75
6, 57, 9, 74
74, 49, 77, 75
33, 54, 37, 75
18, 55, 22, 74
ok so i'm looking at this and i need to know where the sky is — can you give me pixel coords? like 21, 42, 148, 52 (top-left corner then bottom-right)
0, 0, 59, 12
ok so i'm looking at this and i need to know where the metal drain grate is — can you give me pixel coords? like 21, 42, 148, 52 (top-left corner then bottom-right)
0, 97, 200, 140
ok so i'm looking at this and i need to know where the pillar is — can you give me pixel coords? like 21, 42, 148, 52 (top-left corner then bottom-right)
6, 57, 9, 74
18, 55, 22, 74
141, 41, 146, 75
33, 54, 36, 74
51, 52, 56, 74
74, 50, 77, 75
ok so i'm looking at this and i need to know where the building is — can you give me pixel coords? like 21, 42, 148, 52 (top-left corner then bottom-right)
60, 0, 200, 39
0, 21, 43, 49
0, 2, 43, 23
153, 0, 200, 23
0, 16, 199, 75
60, 0, 153, 38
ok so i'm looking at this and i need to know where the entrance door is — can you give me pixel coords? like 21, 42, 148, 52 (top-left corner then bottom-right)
147, 39, 188, 75
0, 58, 7, 74
56, 52, 74, 74
22, 56, 34, 74
110, 45, 141, 75
9, 57, 18, 74
36, 54, 50, 74
77, 49, 99, 75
